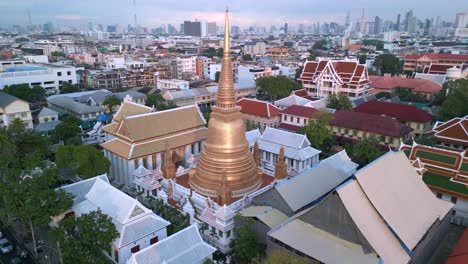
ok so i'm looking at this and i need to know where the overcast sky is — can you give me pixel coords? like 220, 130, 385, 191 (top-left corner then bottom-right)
0, 0, 464, 28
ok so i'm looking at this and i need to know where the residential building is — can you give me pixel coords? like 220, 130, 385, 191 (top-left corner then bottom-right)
127, 224, 216, 264
298, 60, 370, 98
196, 56, 211, 79
274, 95, 312, 110
236, 98, 281, 130
266, 48, 289, 61
184, 20, 206, 37
157, 79, 189, 90
403, 54, 468, 72
47, 96, 106, 127
56, 175, 170, 264
244, 41, 266, 56
246, 127, 321, 176
401, 142, 468, 225
431, 116, 468, 150
0, 60, 80, 94
267, 151, 453, 264
369, 75, 442, 100
0, 92, 33, 129
160, 56, 197, 79
329, 111, 413, 148
354, 101, 434, 137
237, 65, 280, 85
277, 105, 320, 133
34, 107, 61, 133
101, 103, 207, 188
207, 22, 217, 36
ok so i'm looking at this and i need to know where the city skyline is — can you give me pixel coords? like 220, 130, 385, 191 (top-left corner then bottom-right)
0, 0, 464, 28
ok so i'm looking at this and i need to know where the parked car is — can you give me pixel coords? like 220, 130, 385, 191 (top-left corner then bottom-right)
10, 257, 23, 264
0, 238, 13, 254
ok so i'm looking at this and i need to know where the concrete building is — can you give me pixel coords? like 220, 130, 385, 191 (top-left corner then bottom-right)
266, 48, 289, 61
369, 75, 442, 100
277, 105, 320, 133
183, 20, 206, 37
56, 175, 171, 264
34, 107, 61, 133
244, 41, 266, 56
403, 54, 468, 72
298, 60, 370, 98
0, 60, 80, 94
246, 127, 321, 176
0, 92, 33, 129
157, 79, 189, 90
160, 56, 197, 79
207, 22, 217, 36
236, 98, 281, 130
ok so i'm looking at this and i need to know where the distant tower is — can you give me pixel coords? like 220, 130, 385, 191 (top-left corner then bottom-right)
133, 0, 138, 47
396, 14, 401, 31
360, 7, 365, 33
27, 9, 32, 26
345, 11, 350, 29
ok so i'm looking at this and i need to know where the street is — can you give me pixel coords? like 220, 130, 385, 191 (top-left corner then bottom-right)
0, 219, 39, 264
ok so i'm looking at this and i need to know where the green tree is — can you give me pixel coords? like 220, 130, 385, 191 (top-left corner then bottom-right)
307, 49, 322, 61
230, 225, 264, 264
61, 115, 82, 126
243, 54, 253, 61
313, 39, 328, 50
326, 94, 353, 111
215, 71, 221, 83
203, 112, 210, 127
344, 137, 384, 167
358, 54, 367, 64
299, 112, 334, 151
3, 83, 45, 102
146, 94, 177, 110
256, 75, 300, 101
373, 54, 402, 76
54, 122, 81, 144
51, 209, 119, 264
362, 39, 384, 50
264, 251, 309, 264
439, 80, 468, 120
434, 79, 468, 106
56, 145, 110, 179
102, 95, 121, 113
60, 82, 80, 94
51, 51, 66, 57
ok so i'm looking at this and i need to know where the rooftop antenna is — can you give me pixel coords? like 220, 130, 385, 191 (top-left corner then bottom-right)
27, 8, 32, 26
133, 0, 138, 48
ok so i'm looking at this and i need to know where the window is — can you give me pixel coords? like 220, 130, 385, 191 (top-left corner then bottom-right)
134, 159, 139, 168
57, 72, 62, 76
150, 236, 158, 245
290, 116, 293, 122
389, 137, 394, 144
143, 157, 148, 169
67, 71, 71, 76
218, 230, 223, 238
436, 193, 442, 199
417, 123, 421, 129
21, 113, 27, 118
338, 127, 342, 133
344, 129, 349, 134
227, 230, 231, 238
352, 130, 357, 137
303, 119, 307, 124
296, 117, 300, 123
283, 115, 287, 121
451, 196, 458, 204
68, 80, 72, 84
363, 132, 367, 139
44, 117, 49, 122
131, 245, 140, 253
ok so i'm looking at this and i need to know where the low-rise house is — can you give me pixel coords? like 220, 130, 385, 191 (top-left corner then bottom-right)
101, 103, 207, 189
266, 48, 289, 61
278, 105, 320, 133
57, 174, 171, 264
236, 98, 281, 131
267, 151, 453, 264
401, 141, 468, 225
0, 92, 33, 129
329, 111, 414, 148
432, 116, 468, 150
354, 101, 434, 137
273, 95, 312, 110
127, 224, 216, 264
368, 76, 442, 100
246, 127, 321, 176
34, 107, 61, 133
403, 53, 468, 72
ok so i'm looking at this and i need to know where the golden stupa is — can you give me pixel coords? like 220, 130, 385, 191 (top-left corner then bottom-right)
189, 7, 262, 205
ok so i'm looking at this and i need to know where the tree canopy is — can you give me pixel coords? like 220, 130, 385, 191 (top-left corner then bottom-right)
3, 84, 46, 102
326, 94, 353, 111
60, 82, 80, 94
56, 145, 110, 179
243, 54, 253, 61
54, 122, 82, 145
313, 39, 328, 50
373, 54, 402, 76
362, 39, 384, 51
229, 222, 264, 264
393, 87, 428, 103
51, 209, 119, 264
256, 75, 300, 101
215, 71, 221, 83
145, 93, 177, 111
103, 95, 121, 113
344, 137, 385, 167
51, 51, 66, 57
299, 112, 334, 151
433, 79, 468, 120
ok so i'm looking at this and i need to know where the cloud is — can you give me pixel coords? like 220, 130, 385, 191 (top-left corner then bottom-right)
55, 14, 82, 20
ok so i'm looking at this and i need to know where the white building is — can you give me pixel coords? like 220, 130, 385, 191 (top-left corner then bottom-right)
127, 224, 216, 264
157, 79, 189, 90
246, 127, 321, 176
57, 175, 171, 264
207, 22, 217, 36
0, 60, 80, 94
244, 41, 266, 56
0, 92, 33, 129
34, 107, 61, 133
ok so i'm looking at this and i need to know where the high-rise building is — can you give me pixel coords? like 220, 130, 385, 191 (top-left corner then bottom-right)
183, 20, 206, 37
404, 10, 414, 32
396, 14, 401, 31
345, 11, 350, 28
360, 7, 365, 33
298, 24, 304, 34
455, 12, 468, 28
207, 22, 217, 36
189, 8, 262, 206
231, 25, 240, 35
43, 21, 53, 33
168, 24, 177, 34
284, 22, 288, 33
87, 22, 94, 31
374, 16, 382, 35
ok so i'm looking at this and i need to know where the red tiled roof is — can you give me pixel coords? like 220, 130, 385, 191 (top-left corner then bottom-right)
423, 64, 461, 75
446, 228, 468, 264
369, 76, 442, 94
236, 98, 280, 118
330, 111, 414, 137
404, 53, 468, 61
354, 101, 433, 123
292, 89, 309, 97
432, 116, 468, 146
300, 60, 369, 85
281, 105, 320, 118
277, 123, 302, 132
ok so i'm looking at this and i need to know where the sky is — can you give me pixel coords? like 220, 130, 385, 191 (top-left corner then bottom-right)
0, 0, 464, 28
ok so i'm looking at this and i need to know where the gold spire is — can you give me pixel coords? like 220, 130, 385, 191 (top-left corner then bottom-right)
189, 8, 262, 205
163, 149, 175, 179
253, 141, 260, 167
275, 146, 287, 180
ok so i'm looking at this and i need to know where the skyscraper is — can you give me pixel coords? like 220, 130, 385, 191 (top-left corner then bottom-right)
298, 24, 304, 34
189, 8, 262, 205
284, 22, 288, 33
207, 22, 217, 36
345, 11, 351, 28
360, 7, 365, 33
183, 20, 206, 37
374, 16, 382, 35
396, 14, 401, 31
